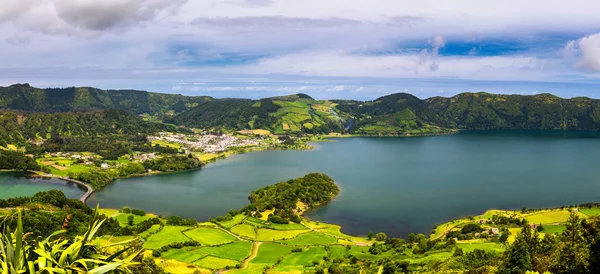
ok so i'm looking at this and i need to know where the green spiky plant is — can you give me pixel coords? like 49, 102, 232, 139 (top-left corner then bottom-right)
0, 207, 142, 273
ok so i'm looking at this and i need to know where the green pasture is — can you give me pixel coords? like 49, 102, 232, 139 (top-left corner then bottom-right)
280, 231, 338, 246
231, 224, 257, 239
184, 227, 237, 246
256, 228, 308, 241
143, 226, 191, 249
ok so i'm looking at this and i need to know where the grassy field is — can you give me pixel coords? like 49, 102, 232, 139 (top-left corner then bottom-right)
113, 213, 153, 226
256, 228, 308, 241
543, 224, 567, 234
231, 224, 257, 239
139, 224, 162, 238
162, 241, 253, 262
457, 241, 506, 253
156, 259, 209, 274
276, 246, 327, 268
268, 223, 309, 231
143, 226, 191, 249
228, 263, 272, 274
328, 245, 348, 259
183, 227, 237, 246
217, 214, 246, 228
194, 256, 240, 270
580, 208, 600, 217
251, 243, 295, 264
280, 231, 338, 246
525, 210, 586, 224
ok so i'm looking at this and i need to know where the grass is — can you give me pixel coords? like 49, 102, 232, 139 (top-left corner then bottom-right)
138, 224, 161, 238
228, 263, 272, 274
580, 208, 600, 217
231, 224, 257, 239
156, 259, 208, 274
268, 223, 309, 231
256, 228, 308, 241
113, 213, 153, 226
328, 245, 348, 259
277, 246, 327, 267
162, 241, 253, 262
143, 226, 191, 249
251, 243, 294, 264
302, 221, 370, 243
244, 217, 268, 228
525, 210, 586, 224
217, 214, 246, 228
183, 227, 238, 246
457, 242, 506, 253
280, 231, 338, 246
543, 224, 567, 234
194, 256, 240, 270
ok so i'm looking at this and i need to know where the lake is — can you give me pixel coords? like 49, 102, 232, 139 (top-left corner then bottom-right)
0, 172, 84, 200
84, 131, 600, 237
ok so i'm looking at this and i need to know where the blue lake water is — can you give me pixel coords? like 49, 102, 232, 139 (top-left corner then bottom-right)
86, 131, 600, 237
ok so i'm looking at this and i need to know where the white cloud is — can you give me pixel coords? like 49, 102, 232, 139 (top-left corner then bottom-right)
1, 0, 600, 97
565, 33, 600, 72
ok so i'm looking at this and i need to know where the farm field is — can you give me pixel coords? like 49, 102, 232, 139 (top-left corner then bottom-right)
184, 227, 238, 246
256, 228, 308, 241
143, 226, 191, 249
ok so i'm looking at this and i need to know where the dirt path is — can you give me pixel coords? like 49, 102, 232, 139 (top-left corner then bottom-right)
220, 242, 262, 273
243, 242, 262, 268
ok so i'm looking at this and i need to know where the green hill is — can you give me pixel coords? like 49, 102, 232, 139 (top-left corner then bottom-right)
0, 83, 211, 118
5, 84, 600, 134
171, 94, 345, 134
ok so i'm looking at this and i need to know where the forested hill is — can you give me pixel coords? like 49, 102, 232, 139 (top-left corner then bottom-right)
334, 92, 600, 132
0, 83, 211, 118
4, 83, 600, 134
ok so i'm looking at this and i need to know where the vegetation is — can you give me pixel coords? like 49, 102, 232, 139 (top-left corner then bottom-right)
0, 209, 142, 273
245, 173, 338, 224
0, 150, 39, 171
142, 154, 202, 172
0, 83, 210, 118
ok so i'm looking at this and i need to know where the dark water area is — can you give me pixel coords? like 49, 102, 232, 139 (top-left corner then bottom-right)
80, 130, 600, 238
0, 172, 83, 200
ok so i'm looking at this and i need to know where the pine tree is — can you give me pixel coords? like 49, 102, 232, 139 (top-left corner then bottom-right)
550, 212, 589, 274
498, 227, 533, 274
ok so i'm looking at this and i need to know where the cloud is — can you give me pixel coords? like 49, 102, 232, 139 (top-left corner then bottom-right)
0, 0, 187, 35
565, 33, 600, 72
5, 33, 30, 45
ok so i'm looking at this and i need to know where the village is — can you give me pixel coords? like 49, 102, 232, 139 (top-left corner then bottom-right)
149, 132, 266, 153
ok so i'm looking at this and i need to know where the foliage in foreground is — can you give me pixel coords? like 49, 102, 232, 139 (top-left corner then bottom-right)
0, 209, 142, 273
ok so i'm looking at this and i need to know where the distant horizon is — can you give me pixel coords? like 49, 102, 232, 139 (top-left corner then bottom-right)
6, 81, 600, 102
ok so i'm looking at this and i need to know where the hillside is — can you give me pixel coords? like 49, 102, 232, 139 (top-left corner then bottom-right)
4, 84, 600, 135
335, 92, 600, 132
0, 83, 211, 118
172, 94, 345, 134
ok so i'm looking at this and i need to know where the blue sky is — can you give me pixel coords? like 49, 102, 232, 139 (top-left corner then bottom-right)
1, 0, 600, 100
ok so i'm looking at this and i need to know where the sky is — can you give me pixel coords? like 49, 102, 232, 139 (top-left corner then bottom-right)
1, 0, 600, 100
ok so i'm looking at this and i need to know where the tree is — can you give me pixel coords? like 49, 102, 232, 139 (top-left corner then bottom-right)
498, 227, 532, 274
128, 215, 134, 226
550, 212, 589, 274
500, 228, 510, 244
376, 232, 387, 241
367, 231, 374, 241
453, 247, 464, 257
408, 233, 417, 243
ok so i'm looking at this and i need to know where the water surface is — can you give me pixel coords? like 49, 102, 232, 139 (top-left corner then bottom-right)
0, 172, 83, 200
86, 131, 600, 237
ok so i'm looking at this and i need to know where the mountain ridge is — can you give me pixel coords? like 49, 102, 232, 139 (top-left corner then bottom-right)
4, 83, 600, 135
